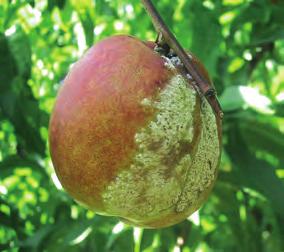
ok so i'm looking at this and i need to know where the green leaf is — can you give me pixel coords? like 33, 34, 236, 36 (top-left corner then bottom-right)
78, 10, 94, 47
140, 229, 156, 251
20, 225, 55, 250
0, 196, 26, 236
188, 2, 222, 78
0, 243, 12, 251
105, 225, 134, 252
62, 220, 93, 246
220, 86, 273, 113
38, 219, 95, 252
0, 155, 48, 179
7, 25, 31, 80
230, 0, 271, 36
27, 0, 35, 8
220, 86, 246, 112
239, 114, 284, 163
224, 123, 284, 217
0, 33, 17, 92
0, 89, 47, 156
48, 0, 66, 11
251, 24, 284, 45
271, 2, 284, 25
0, 26, 47, 155
205, 184, 246, 250
274, 101, 284, 117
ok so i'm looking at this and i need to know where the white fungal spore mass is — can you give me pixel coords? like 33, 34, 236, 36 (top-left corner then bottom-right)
102, 71, 220, 224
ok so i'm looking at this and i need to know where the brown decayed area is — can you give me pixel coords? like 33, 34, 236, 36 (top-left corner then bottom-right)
100, 69, 221, 228
121, 95, 203, 228
122, 96, 200, 228
145, 105, 222, 229
160, 95, 201, 180
121, 95, 222, 229
49, 35, 173, 211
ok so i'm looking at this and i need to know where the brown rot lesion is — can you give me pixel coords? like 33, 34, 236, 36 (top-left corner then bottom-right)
141, 0, 223, 119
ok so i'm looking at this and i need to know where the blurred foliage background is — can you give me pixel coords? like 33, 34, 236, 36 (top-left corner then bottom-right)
0, 0, 284, 251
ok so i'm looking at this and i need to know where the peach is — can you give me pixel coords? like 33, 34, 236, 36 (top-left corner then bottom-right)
49, 35, 222, 228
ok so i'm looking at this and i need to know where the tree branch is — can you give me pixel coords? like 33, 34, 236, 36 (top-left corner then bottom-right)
141, 0, 223, 119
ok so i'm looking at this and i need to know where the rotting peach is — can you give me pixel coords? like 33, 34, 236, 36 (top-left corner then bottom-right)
49, 35, 222, 228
